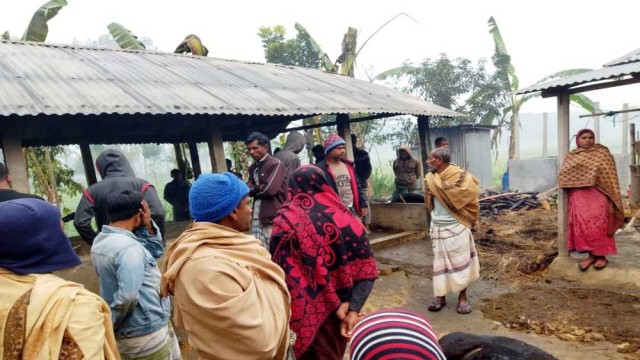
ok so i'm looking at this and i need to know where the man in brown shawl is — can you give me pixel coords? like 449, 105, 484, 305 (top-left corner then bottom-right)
425, 148, 480, 314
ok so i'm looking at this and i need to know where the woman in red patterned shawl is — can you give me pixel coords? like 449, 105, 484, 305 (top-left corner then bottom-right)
270, 165, 378, 359
559, 129, 623, 271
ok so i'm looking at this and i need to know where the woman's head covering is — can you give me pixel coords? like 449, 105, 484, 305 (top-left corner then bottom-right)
575, 128, 595, 147
350, 309, 446, 360
0, 198, 81, 274
189, 172, 249, 222
270, 165, 378, 357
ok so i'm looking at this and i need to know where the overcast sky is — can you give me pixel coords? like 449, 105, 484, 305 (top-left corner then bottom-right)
3, 0, 639, 114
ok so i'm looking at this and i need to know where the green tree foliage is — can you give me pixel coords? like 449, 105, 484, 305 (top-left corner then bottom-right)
25, 146, 82, 210
258, 25, 322, 68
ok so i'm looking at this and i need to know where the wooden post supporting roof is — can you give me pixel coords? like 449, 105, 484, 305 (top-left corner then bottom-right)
336, 114, 354, 161
80, 143, 97, 185
188, 142, 202, 179
208, 121, 227, 173
417, 115, 431, 177
557, 94, 570, 257
0, 121, 30, 194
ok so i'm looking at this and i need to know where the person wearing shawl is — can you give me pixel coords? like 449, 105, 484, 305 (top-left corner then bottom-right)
270, 165, 379, 359
559, 129, 623, 271
424, 148, 480, 315
349, 309, 446, 360
161, 173, 291, 360
0, 198, 120, 360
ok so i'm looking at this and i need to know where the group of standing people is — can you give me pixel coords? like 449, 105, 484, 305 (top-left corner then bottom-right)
0, 126, 624, 359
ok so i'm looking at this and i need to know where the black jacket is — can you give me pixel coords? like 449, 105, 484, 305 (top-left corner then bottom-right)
73, 149, 165, 245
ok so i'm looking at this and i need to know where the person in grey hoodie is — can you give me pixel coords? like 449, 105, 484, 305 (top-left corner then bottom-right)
74, 149, 165, 245
274, 131, 307, 178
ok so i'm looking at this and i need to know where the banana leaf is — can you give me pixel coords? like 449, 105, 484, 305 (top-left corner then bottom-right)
21, 0, 67, 42
107, 22, 146, 50
569, 93, 596, 113
174, 34, 209, 56
372, 65, 419, 81
337, 27, 357, 77
294, 22, 334, 72
488, 16, 518, 91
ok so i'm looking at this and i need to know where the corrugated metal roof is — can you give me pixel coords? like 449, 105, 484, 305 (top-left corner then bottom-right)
516, 61, 640, 95
604, 47, 640, 67
0, 40, 462, 118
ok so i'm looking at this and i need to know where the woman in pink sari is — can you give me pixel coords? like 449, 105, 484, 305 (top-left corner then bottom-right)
559, 129, 624, 271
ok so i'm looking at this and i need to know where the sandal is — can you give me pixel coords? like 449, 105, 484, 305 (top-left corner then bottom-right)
578, 256, 596, 272
594, 258, 608, 270
428, 298, 446, 312
456, 302, 472, 314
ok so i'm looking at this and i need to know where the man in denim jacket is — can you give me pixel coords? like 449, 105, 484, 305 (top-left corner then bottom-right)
91, 190, 181, 359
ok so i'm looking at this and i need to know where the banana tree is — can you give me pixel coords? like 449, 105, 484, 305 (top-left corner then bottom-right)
22, 0, 67, 42
488, 16, 595, 160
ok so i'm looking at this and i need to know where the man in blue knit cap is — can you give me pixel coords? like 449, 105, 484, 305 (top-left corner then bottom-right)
161, 173, 292, 359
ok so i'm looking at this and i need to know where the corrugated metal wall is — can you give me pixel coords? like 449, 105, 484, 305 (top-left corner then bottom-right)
428, 127, 493, 187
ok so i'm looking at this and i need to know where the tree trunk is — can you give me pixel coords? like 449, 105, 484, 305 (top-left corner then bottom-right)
508, 112, 520, 160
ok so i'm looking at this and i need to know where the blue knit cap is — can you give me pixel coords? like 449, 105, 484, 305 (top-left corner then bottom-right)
0, 198, 82, 275
190, 172, 250, 222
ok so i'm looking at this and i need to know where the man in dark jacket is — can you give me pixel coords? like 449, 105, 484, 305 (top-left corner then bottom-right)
164, 169, 191, 221
393, 146, 421, 199
316, 133, 368, 217
74, 149, 165, 245
0, 162, 44, 203
245, 132, 287, 249
274, 131, 306, 178
351, 134, 373, 230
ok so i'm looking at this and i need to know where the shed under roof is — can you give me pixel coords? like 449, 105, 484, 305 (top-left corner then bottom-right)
0, 40, 462, 146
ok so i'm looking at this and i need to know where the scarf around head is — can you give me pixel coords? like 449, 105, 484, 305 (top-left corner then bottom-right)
425, 164, 480, 228
559, 142, 624, 232
270, 165, 378, 357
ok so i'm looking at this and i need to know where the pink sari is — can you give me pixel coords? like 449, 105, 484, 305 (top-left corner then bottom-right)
568, 187, 617, 256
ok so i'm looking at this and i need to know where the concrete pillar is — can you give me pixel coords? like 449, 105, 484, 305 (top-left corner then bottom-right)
80, 143, 98, 185
0, 121, 30, 193
188, 142, 202, 179
208, 121, 227, 173
593, 102, 600, 143
542, 112, 548, 158
417, 115, 431, 176
557, 94, 570, 257
512, 112, 520, 159
336, 114, 354, 161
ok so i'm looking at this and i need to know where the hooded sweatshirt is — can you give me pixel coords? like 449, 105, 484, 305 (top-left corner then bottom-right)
274, 131, 306, 178
74, 149, 165, 245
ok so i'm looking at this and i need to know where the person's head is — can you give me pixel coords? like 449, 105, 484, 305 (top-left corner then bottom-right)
0, 198, 82, 275
189, 173, 251, 231
324, 133, 346, 160
398, 146, 411, 159
226, 159, 233, 171
576, 129, 595, 149
107, 190, 144, 230
0, 162, 10, 188
245, 132, 271, 160
350, 309, 446, 360
427, 148, 451, 173
435, 137, 449, 148
311, 144, 325, 162
170, 169, 183, 181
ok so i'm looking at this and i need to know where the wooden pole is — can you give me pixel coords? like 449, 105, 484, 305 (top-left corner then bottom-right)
557, 94, 570, 257
542, 112, 548, 158
208, 121, 227, 173
336, 114, 354, 161
188, 142, 202, 179
417, 116, 431, 178
0, 121, 30, 194
79, 143, 98, 185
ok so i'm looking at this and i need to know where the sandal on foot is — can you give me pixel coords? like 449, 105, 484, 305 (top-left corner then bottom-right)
456, 303, 472, 314
594, 258, 608, 270
428, 298, 446, 312
578, 257, 596, 272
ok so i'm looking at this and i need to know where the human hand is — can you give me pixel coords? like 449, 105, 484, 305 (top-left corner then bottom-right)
140, 200, 155, 234
340, 310, 360, 338
335, 301, 349, 320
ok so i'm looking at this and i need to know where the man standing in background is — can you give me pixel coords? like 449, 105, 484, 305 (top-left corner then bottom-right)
274, 131, 307, 178
164, 169, 191, 222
